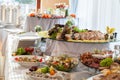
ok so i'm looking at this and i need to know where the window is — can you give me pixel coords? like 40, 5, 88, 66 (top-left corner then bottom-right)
0, 0, 36, 25
15, 0, 35, 4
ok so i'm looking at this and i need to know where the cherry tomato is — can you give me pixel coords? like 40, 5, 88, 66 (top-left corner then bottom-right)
29, 48, 34, 53
53, 61, 59, 65
39, 58, 43, 62
25, 47, 34, 53
15, 57, 19, 61
25, 47, 29, 52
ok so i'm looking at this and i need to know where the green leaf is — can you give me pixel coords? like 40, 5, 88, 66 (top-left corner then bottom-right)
50, 33, 57, 39
73, 27, 80, 32
100, 58, 113, 67
16, 48, 25, 55
41, 66, 49, 73
65, 20, 73, 27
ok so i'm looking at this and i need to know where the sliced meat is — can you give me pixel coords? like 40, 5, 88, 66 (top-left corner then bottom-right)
79, 31, 105, 40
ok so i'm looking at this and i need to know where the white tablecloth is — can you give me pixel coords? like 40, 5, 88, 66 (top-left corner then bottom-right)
4, 34, 28, 80
24, 16, 79, 32
45, 39, 118, 57
0, 29, 11, 55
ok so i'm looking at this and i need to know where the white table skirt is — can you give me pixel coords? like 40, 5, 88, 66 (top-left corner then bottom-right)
0, 29, 8, 55
5, 34, 28, 80
24, 16, 65, 32
24, 16, 79, 32
45, 39, 118, 57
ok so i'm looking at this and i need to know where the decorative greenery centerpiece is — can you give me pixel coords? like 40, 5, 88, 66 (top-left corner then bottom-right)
35, 25, 42, 32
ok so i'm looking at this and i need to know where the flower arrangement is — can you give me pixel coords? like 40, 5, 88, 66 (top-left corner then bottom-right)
55, 3, 66, 9
105, 26, 117, 40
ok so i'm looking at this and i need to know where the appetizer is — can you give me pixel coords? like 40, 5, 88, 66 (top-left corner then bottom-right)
26, 66, 63, 80
80, 52, 101, 68
46, 55, 79, 72
14, 56, 43, 62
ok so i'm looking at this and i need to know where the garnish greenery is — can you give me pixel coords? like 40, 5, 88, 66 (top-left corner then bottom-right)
100, 58, 113, 67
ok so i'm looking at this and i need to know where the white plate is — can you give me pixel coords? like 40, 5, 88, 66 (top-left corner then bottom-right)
18, 32, 38, 37
18, 32, 41, 40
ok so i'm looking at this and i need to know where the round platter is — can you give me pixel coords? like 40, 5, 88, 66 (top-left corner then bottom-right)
13, 55, 44, 68
80, 53, 101, 69
26, 71, 66, 80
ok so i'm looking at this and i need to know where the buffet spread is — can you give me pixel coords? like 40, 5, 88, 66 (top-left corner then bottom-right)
3, 19, 118, 80
0, 1, 120, 80
10, 42, 120, 80
12, 49, 79, 80
4, 3, 119, 79
38, 24, 117, 43
29, 22, 120, 80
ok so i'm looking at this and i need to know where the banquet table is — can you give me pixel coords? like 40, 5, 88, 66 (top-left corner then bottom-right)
4, 34, 94, 80
24, 16, 79, 32
4, 33, 119, 80
45, 39, 118, 57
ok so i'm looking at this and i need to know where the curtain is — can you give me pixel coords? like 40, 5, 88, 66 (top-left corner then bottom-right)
76, 0, 93, 29
69, 0, 78, 14
77, 0, 120, 36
